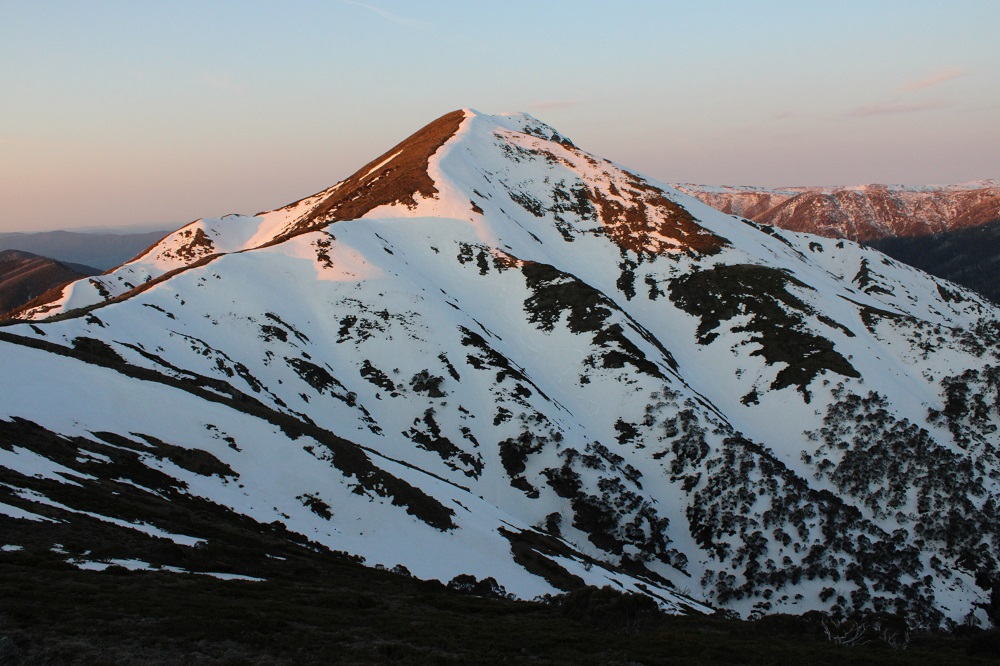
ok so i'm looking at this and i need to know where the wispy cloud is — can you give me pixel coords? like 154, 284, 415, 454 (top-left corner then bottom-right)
845, 66, 967, 119
529, 100, 582, 110
847, 99, 949, 117
341, 0, 430, 29
899, 66, 967, 93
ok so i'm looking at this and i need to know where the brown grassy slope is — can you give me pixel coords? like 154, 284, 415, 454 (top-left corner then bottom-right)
277, 109, 466, 242
591, 171, 728, 257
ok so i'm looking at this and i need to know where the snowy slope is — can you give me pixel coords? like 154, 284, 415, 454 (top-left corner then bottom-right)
11, 185, 344, 319
3, 110, 1000, 627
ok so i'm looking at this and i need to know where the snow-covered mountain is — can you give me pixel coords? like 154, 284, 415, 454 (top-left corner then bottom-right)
3, 110, 1000, 627
675, 181, 1000, 242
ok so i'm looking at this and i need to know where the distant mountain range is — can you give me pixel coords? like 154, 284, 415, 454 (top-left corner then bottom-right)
2, 110, 999, 630
677, 181, 1000, 303
0, 229, 170, 271
674, 181, 1000, 242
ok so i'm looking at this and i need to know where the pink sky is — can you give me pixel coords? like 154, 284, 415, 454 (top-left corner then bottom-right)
2, 1, 998, 233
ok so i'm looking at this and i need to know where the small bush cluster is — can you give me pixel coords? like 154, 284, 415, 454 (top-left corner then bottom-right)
548, 586, 661, 634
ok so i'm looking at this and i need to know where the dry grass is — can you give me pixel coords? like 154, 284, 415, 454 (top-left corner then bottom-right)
284, 109, 466, 239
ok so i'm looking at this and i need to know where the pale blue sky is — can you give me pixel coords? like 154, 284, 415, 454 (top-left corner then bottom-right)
2, 0, 998, 232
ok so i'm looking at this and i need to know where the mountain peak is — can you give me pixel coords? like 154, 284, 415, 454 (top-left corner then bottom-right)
276, 109, 468, 241
12, 110, 733, 319
3, 109, 1000, 627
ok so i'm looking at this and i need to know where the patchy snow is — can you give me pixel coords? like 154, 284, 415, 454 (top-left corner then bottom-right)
361, 150, 404, 180
676, 180, 1000, 242
10, 485, 204, 546
0, 500, 57, 523
2, 110, 999, 625
0, 446, 97, 486
70, 557, 264, 581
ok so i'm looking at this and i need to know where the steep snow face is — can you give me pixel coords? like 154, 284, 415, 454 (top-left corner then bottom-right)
676, 182, 1000, 242
3, 110, 1000, 626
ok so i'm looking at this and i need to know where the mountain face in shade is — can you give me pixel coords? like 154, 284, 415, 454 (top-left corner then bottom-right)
675, 181, 1000, 242
866, 219, 1000, 305
674, 182, 1000, 304
0, 250, 99, 316
2, 110, 1000, 628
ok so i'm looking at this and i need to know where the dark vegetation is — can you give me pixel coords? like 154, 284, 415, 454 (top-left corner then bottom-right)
668, 264, 859, 399
541, 442, 680, 569
409, 369, 446, 398
634, 387, 958, 625
550, 178, 596, 241
521, 260, 678, 379
0, 331, 456, 531
162, 227, 216, 262
359, 358, 397, 394
866, 218, 1000, 305
685, 432, 939, 623
333, 299, 420, 345
459, 324, 552, 404
519, 120, 578, 150
852, 257, 895, 296
403, 407, 483, 478
3, 559, 995, 664
811, 387, 1000, 560
803, 383, 1000, 625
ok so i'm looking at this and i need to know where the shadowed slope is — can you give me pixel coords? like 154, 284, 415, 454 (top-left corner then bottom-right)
869, 218, 1000, 304
0, 250, 98, 315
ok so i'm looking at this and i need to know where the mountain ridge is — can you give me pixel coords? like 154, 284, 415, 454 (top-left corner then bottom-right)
3, 110, 999, 628
675, 181, 1000, 242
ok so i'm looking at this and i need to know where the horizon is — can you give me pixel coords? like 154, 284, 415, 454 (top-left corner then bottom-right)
2, 0, 998, 234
